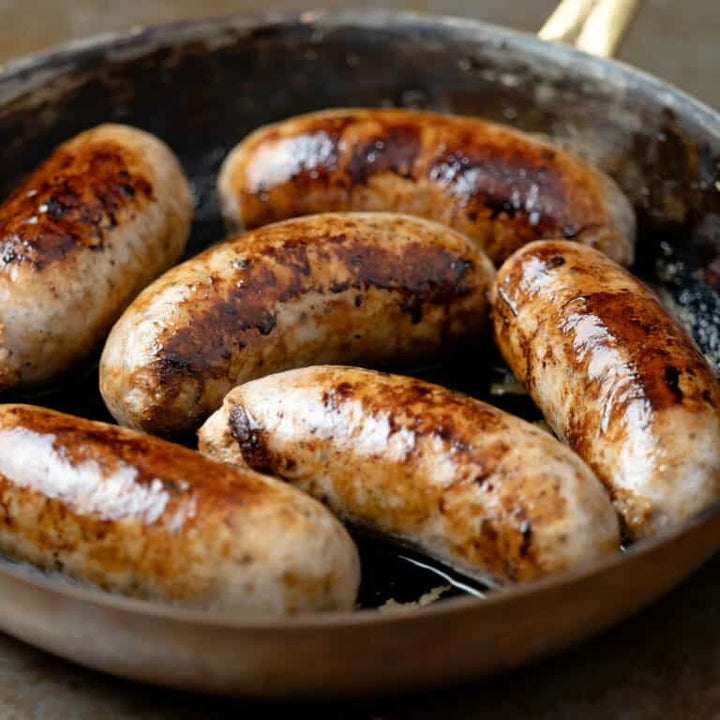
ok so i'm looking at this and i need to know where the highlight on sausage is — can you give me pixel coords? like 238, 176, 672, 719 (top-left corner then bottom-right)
491, 240, 720, 539
0, 404, 360, 615
218, 108, 635, 266
100, 212, 494, 437
198, 365, 620, 585
0, 124, 193, 392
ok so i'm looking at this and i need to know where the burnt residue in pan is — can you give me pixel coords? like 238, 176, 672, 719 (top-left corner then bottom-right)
0, 17, 718, 606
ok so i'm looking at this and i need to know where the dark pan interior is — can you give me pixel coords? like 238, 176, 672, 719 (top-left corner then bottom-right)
0, 11, 718, 609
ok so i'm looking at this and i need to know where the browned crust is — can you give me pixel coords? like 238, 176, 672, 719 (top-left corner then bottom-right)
103, 213, 493, 436
0, 405, 255, 496
156, 233, 478, 381
0, 135, 154, 272
225, 376, 568, 582
222, 109, 635, 265
199, 366, 619, 584
493, 241, 719, 424
491, 240, 720, 537
0, 124, 193, 394
0, 404, 346, 609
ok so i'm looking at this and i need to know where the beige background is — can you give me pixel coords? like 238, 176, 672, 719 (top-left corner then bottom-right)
0, 1, 719, 718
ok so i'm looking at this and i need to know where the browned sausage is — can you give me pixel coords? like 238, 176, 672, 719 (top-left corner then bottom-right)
218, 108, 635, 266
491, 240, 720, 539
100, 212, 494, 437
0, 404, 359, 615
0, 124, 193, 391
199, 366, 620, 585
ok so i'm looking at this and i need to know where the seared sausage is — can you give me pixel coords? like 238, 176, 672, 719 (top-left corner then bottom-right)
0, 404, 359, 615
100, 212, 494, 437
198, 366, 620, 585
0, 124, 192, 391
218, 108, 635, 266
491, 240, 720, 539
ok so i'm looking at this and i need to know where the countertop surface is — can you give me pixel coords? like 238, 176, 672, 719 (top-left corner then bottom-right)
0, 1, 718, 718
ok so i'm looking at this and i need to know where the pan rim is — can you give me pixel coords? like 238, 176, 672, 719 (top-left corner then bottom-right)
0, 499, 717, 629
0, 8, 718, 130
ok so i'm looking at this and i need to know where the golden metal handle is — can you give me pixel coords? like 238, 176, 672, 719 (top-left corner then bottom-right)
538, 0, 643, 58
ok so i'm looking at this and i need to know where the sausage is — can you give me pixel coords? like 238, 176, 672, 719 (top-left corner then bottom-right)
218, 108, 635, 266
0, 404, 359, 615
0, 124, 192, 392
198, 366, 620, 585
491, 240, 720, 539
100, 212, 494, 437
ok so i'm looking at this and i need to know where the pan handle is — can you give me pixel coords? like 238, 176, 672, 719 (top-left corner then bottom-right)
538, 0, 643, 58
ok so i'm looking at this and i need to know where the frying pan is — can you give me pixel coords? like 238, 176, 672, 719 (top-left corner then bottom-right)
0, 4, 719, 699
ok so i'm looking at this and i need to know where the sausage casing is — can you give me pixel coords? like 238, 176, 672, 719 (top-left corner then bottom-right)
0, 124, 192, 391
100, 212, 494, 437
199, 366, 620, 585
218, 108, 635, 266
491, 240, 720, 538
0, 404, 359, 615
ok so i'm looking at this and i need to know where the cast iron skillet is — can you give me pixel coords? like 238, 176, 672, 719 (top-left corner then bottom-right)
0, 9, 718, 699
